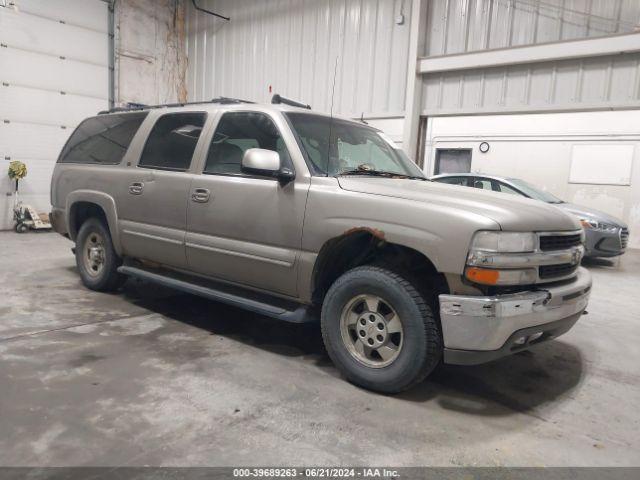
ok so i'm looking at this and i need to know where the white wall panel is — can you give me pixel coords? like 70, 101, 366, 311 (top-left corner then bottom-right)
0, 48, 108, 99
0, 123, 71, 161
0, 85, 107, 127
569, 145, 634, 185
11, 0, 108, 32
186, 0, 410, 118
0, 7, 108, 65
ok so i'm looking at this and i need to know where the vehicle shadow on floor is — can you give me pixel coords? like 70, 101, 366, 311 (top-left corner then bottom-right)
582, 257, 618, 269
121, 278, 585, 417
399, 344, 584, 416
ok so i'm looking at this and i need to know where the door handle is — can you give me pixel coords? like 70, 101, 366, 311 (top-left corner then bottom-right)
129, 182, 144, 195
191, 188, 210, 203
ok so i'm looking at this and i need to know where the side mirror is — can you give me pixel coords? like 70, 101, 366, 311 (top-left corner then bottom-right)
241, 148, 294, 183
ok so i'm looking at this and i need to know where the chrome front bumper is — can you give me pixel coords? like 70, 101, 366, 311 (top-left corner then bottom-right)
439, 267, 592, 365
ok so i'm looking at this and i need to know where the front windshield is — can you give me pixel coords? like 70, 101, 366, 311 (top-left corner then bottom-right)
507, 178, 564, 203
285, 112, 425, 178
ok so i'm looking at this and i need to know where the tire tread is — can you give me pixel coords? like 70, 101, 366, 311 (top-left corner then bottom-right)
321, 265, 442, 393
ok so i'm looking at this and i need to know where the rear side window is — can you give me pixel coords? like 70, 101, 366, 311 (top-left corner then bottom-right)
139, 112, 207, 171
57, 112, 148, 165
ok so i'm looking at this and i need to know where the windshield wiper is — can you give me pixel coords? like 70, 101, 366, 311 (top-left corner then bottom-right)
339, 169, 428, 181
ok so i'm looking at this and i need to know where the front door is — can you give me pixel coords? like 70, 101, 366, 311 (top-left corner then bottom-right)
185, 111, 308, 297
117, 111, 207, 268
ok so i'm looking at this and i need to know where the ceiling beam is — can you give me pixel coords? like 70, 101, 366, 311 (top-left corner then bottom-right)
417, 32, 640, 75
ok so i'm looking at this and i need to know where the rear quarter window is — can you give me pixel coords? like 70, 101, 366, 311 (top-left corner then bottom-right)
57, 112, 148, 165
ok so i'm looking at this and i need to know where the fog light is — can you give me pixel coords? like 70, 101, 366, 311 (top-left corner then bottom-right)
513, 336, 527, 346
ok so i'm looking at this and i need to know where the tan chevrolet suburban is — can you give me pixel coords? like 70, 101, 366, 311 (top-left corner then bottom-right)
50, 96, 592, 393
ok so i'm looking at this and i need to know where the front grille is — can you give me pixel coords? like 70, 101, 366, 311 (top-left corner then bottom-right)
539, 263, 578, 279
620, 228, 629, 250
539, 233, 582, 251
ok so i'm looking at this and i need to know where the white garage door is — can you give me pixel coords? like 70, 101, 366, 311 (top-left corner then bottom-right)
0, 0, 109, 230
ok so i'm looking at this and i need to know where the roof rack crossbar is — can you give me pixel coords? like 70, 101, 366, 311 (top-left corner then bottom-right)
98, 96, 254, 114
271, 94, 311, 110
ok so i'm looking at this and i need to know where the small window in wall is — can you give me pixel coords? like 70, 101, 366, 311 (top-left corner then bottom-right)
58, 112, 148, 165
205, 112, 291, 176
139, 112, 207, 171
434, 149, 472, 174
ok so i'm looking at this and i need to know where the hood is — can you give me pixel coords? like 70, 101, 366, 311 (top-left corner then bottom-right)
337, 177, 582, 232
556, 202, 627, 228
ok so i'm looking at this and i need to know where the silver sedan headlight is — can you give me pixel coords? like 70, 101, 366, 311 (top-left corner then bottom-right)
579, 218, 619, 233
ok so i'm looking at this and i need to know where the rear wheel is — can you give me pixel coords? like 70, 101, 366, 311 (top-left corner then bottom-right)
75, 218, 124, 291
321, 266, 442, 393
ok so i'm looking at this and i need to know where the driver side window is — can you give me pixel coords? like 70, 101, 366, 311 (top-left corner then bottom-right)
204, 112, 291, 176
473, 178, 493, 190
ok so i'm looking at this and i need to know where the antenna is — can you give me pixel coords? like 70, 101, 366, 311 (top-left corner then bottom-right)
326, 55, 339, 177
359, 112, 368, 125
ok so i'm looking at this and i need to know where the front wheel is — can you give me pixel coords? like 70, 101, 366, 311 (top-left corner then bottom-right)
75, 218, 125, 292
321, 266, 442, 393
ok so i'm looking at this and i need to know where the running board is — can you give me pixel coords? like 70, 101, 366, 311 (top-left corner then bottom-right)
117, 266, 316, 324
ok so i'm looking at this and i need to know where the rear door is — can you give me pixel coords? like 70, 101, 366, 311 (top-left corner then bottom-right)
116, 111, 207, 268
185, 111, 309, 297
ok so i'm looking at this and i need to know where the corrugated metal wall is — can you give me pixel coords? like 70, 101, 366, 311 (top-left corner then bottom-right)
421, 51, 640, 115
424, 0, 640, 56
186, 1, 640, 118
421, 0, 640, 116
185, 0, 411, 118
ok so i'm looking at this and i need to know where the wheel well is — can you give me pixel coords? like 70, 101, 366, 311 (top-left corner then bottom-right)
69, 202, 108, 239
311, 230, 448, 305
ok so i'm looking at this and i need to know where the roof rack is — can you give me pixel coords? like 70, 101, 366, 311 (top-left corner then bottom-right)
98, 96, 254, 115
271, 94, 311, 110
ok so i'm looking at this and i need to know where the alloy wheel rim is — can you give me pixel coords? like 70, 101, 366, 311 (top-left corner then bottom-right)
339, 294, 404, 368
83, 232, 106, 277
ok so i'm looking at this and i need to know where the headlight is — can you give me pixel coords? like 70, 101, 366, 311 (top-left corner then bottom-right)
465, 231, 537, 286
469, 231, 536, 253
580, 218, 618, 233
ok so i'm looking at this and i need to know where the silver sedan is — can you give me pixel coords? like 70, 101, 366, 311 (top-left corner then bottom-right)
431, 173, 629, 258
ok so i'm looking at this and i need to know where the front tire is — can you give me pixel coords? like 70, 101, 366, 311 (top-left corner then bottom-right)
75, 218, 124, 291
321, 266, 442, 393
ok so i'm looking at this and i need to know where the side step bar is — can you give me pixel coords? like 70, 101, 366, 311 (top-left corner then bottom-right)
117, 266, 316, 324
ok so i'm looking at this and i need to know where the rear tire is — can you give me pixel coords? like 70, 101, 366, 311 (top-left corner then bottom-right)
75, 218, 125, 292
321, 266, 442, 393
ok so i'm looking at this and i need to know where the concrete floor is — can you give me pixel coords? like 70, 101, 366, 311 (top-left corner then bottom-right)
1, 231, 639, 467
